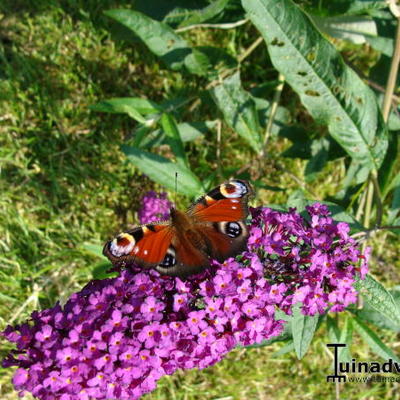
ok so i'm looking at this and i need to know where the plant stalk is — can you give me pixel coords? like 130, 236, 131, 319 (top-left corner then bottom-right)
382, 12, 400, 121
260, 73, 285, 158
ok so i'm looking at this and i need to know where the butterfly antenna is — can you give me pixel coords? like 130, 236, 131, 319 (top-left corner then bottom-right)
174, 172, 178, 209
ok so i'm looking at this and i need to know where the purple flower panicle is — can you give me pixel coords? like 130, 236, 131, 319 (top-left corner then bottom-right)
247, 204, 368, 315
2, 203, 368, 400
3, 266, 284, 400
138, 191, 171, 224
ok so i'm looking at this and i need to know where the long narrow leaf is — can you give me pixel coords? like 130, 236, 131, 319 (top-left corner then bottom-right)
122, 145, 203, 197
212, 72, 262, 152
105, 9, 190, 71
179, 0, 231, 28
352, 316, 400, 362
291, 304, 319, 359
91, 97, 161, 115
90, 97, 161, 123
160, 113, 189, 167
350, 287, 400, 332
242, 0, 388, 172
354, 274, 400, 327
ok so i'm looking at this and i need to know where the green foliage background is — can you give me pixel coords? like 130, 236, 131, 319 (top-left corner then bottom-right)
0, 0, 399, 399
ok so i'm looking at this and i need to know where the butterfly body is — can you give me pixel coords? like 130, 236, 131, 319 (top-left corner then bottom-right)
103, 180, 253, 277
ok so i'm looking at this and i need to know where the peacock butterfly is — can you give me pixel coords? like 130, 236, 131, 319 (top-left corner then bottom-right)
103, 180, 253, 277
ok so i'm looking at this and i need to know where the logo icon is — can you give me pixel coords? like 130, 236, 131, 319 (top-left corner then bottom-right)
326, 343, 347, 383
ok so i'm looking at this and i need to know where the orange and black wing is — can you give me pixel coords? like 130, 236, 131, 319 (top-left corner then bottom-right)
188, 179, 253, 262
103, 223, 173, 269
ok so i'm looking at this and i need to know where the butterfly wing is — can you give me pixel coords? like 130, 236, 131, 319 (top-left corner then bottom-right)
158, 180, 253, 276
155, 230, 211, 277
103, 223, 174, 269
188, 179, 253, 262
104, 219, 210, 277
103, 180, 253, 278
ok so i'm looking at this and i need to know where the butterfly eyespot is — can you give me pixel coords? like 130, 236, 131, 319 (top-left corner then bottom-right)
158, 248, 177, 269
218, 221, 243, 238
109, 233, 136, 257
221, 180, 248, 198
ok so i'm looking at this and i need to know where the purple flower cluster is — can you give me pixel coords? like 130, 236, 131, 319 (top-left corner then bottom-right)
2, 203, 368, 400
248, 204, 369, 315
3, 265, 284, 399
138, 191, 171, 224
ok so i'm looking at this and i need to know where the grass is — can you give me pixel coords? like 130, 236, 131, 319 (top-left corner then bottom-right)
0, 2, 399, 399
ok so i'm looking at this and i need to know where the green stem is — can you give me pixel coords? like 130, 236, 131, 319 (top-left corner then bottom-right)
260, 73, 285, 158
351, 225, 400, 240
383, 8, 400, 120
364, 181, 374, 229
370, 171, 383, 227
361, 6, 400, 233
175, 19, 249, 33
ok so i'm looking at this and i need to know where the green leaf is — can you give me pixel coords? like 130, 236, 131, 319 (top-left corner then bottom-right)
132, 0, 206, 24
133, 125, 154, 147
273, 341, 295, 357
183, 47, 211, 76
388, 106, 400, 130
160, 113, 188, 167
211, 72, 263, 152
242, 0, 388, 172
352, 316, 400, 362
354, 274, 400, 327
140, 121, 215, 149
383, 169, 400, 199
350, 287, 400, 332
286, 190, 308, 212
82, 243, 104, 258
90, 97, 161, 123
184, 46, 238, 77
317, 0, 388, 16
92, 262, 118, 280
365, 15, 396, 57
178, 0, 231, 28
343, 159, 370, 188
177, 121, 217, 141
105, 9, 191, 71
312, 15, 377, 45
122, 145, 203, 197
290, 304, 319, 359
366, 35, 394, 57
346, 0, 389, 14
